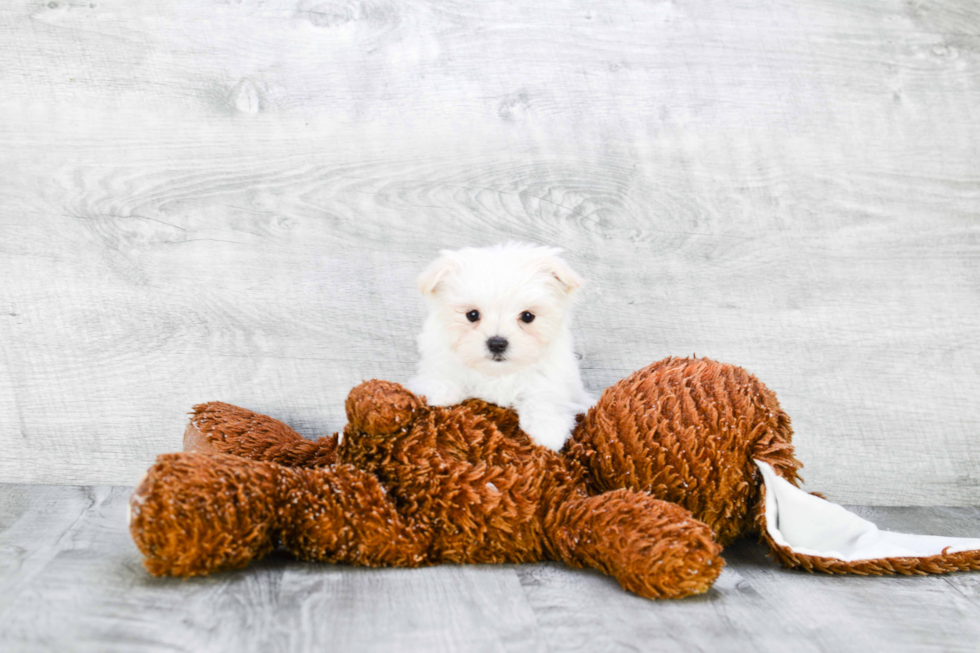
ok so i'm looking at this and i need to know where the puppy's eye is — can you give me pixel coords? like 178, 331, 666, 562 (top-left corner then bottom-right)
466, 310, 480, 322
520, 311, 535, 324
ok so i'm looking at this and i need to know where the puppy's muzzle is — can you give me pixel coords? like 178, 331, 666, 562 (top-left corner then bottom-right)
486, 336, 508, 360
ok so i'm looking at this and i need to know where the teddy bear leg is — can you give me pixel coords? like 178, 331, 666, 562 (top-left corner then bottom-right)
544, 489, 724, 599
185, 401, 338, 467
277, 463, 431, 568
129, 452, 431, 577
129, 452, 285, 577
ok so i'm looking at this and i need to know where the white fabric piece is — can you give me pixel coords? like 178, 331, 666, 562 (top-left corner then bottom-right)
754, 460, 980, 562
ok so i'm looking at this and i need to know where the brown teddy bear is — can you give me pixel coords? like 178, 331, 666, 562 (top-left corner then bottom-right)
129, 357, 980, 600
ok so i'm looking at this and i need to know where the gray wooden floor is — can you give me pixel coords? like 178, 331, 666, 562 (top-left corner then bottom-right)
1, 484, 978, 652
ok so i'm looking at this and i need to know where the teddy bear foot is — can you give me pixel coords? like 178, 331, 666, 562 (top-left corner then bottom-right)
546, 490, 724, 599
129, 452, 285, 577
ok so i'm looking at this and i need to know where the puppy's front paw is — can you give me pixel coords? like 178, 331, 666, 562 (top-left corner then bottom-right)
518, 409, 576, 451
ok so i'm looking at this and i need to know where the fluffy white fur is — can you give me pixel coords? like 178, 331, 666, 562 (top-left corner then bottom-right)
407, 242, 594, 451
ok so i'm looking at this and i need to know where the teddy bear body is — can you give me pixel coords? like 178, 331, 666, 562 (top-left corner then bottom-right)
339, 387, 571, 566
132, 373, 727, 598
130, 356, 980, 599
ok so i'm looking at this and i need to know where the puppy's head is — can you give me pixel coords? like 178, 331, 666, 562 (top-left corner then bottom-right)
417, 242, 583, 377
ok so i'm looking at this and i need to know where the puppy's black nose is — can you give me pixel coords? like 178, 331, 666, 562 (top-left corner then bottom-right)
486, 336, 509, 355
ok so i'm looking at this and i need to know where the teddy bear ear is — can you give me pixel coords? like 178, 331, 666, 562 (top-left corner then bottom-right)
536, 248, 584, 294
417, 250, 462, 296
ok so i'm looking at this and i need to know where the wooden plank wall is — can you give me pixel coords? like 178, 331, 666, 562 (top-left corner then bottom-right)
0, 0, 978, 503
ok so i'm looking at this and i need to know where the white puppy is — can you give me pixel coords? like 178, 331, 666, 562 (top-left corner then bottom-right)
407, 242, 594, 450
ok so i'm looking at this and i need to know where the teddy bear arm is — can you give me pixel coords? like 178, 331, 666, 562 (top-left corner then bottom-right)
185, 402, 338, 467
345, 380, 424, 436
543, 489, 724, 599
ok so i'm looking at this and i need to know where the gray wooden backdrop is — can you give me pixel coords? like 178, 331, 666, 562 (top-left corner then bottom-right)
1, 0, 978, 504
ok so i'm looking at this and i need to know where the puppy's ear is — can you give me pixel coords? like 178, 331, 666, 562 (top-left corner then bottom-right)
539, 249, 584, 294
417, 250, 461, 296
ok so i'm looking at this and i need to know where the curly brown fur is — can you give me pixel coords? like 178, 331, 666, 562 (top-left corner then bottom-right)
566, 356, 802, 546
130, 452, 282, 577
187, 401, 338, 467
134, 356, 973, 597
133, 378, 724, 598
130, 452, 430, 576
545, 490, 723, 598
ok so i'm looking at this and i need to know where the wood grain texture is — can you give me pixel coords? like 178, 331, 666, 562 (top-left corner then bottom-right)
0, 484, 546, 653
0, 0, 979, 502
1, 484, 979, 652
518, 505, 980, 653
